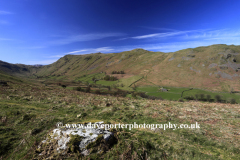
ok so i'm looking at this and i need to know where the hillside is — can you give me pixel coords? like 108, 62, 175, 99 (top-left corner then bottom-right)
0, 60, 40, 77
2, 44, 240, 91
0, 75, 239, 159
0, 45, 240, 159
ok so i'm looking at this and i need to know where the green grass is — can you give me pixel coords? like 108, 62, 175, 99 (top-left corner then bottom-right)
118, 75, 142, 87
0, 72, 24, 83
96, 80, 118, 86
136, 86, 240, 102
76, 73, 105, 82
0, 77, 240, 159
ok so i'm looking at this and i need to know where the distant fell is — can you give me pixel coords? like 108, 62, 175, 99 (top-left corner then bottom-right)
1, 44, 240, 91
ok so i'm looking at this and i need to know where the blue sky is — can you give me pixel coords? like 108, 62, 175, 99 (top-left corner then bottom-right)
1, 0, 240, 65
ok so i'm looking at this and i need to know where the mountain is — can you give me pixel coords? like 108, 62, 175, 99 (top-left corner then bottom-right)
0, 60, 40, 77
32, 64, 44, 67
1, 44, 240, 91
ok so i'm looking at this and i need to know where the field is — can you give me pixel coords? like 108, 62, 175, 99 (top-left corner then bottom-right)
0, 74, 240, 159
136, 86, 240, 103
75, 73, 142, 91
76, 73, 105, 83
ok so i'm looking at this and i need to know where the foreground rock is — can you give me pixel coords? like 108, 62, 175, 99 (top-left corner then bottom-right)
35, 121, 116, 159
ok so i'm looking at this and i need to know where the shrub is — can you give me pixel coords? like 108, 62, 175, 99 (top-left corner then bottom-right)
184, 96, 195, 100
106, 86, 111, 91
103, 75, 117, 81
138, 92, 148, 98
85, 86, 91, 93
75, 87, 82, 91
95, 90, 101, 94
0, 81, 8, 86
215, 95, 222, 102
148, 96, 162, 100
131, 92, 137, 98
199, 94, 205, 101
61, 85, 67, 89
206, 95, 211, 101
178, 98, 184, 102
111, 71, 125, 74
230, 98, 237, 104
195, 94, 199, 100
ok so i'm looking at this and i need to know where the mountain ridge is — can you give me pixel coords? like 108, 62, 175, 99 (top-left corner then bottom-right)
1, 44, 240, 91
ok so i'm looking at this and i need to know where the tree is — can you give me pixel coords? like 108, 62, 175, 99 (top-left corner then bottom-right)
199, 94, 205, 101
206, 95, 211, 102
230, 98, 236, 104
195, 94, 199, 100
61, 85, 67, 89
215, 95, 222, 102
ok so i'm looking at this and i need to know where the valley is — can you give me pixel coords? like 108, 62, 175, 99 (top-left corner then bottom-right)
0, 44, 240, 159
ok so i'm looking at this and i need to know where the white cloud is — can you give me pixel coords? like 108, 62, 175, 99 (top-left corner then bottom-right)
25, 32, 126, 49
132, 33, 161, 39
28, 29, 240, 65
49, 55, 65, 58
64, 47, 114, 55
67, 33, 240, 54
27, 59, 58, 65
182, 29, 240, 40
128, 29, 205, 40
68, 49, 87, 54
48, 33, 125, 46
48, 47, 114, 59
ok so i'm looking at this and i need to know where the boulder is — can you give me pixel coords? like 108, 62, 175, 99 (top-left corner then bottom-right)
36, 121, 115, 158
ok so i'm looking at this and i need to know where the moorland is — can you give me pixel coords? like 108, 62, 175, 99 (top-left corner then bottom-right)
0, 44, 240, 159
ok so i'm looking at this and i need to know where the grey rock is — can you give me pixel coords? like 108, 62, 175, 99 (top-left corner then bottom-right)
40, 122, 113, 155
219, 65, 228, 70
227, 59, 240, 70
214, 71, 232, 80
182, 57, 193, 60
208, 63, 218, 68
190, 67, 201, 73
168, 57, 175, 61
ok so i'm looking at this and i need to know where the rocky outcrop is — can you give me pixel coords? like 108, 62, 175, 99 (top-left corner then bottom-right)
35, 121, 115, 158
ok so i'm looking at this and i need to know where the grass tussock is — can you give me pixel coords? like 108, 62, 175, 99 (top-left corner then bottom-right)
0, 79, 239, 159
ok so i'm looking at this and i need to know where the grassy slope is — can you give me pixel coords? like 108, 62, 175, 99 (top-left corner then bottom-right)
0, 78, 239, 159
0, 61, 39, 77
2, 45, 240, 91
32, 45, 240, 92
136, 86, 240, 102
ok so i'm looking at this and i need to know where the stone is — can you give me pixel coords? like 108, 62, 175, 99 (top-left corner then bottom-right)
38, 121, 114, 156
168, 57, 174, 61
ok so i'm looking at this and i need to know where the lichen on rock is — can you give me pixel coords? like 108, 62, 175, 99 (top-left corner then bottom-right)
35, 121, 115, 158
